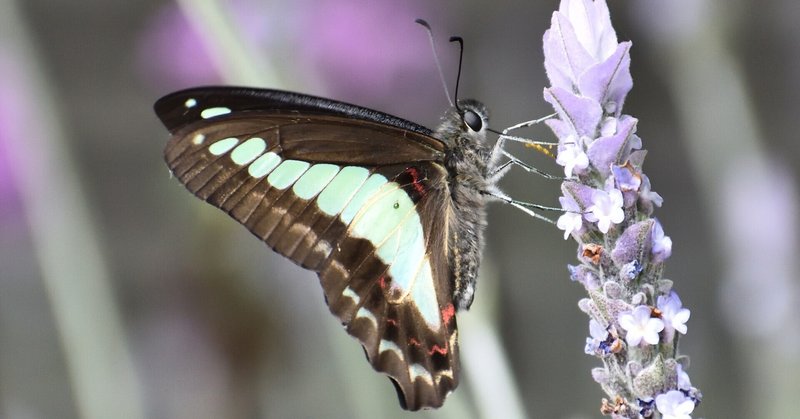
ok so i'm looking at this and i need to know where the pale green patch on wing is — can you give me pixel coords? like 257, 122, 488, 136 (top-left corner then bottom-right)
293, 164, 340, 199
248, 152, 280, 178
349, 183, 413, 246
340, 173, 388, 224
267, 160, 310, 190
375, 212, 423, 292
208, 137, 239, 156
316, 166, 370, 216
410, 258, 440, 330
230, 137, 267, 165
348, 183, 441, 330
200, 107, 231, 119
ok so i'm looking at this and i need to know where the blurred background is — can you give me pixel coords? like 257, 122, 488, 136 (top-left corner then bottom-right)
1, 0, 798, 418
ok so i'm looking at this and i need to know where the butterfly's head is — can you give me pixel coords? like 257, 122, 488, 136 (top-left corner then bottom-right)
438, 99, 490, 149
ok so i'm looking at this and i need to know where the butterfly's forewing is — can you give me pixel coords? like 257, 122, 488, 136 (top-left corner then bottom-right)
156, 87, 459, 410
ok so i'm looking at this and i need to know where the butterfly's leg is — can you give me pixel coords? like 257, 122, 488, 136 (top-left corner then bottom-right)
488, 133, 508, 170
481, 190, 564, 224
487, 159, 514, 183
491, 113, 558, 163
488, 149, 563, 183
502, 113, 557, 133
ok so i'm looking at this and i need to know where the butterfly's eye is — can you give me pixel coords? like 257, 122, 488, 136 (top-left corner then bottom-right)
463, 110, 483, 132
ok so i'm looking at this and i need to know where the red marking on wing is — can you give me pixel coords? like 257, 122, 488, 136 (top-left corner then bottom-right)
404, 166, 428, 197
441, 303, 455, 326
429, 344, 448, 356
408, 337, 449, 356
379, 275, 388, 290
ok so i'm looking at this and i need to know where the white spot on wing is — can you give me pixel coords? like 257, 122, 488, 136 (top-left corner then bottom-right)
200, 107, 231, 119
192, 133, 205, 145
355, 307, 377, 329
409, 364, 434, 385
184, 98, 197, 108
341, 287, 360, 305
313, 240, 332, 259
379, 339, 404, 360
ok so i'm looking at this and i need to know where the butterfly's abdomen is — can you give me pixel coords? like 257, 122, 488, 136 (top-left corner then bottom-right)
444, 146, 491, 311
448, 178, 488, 310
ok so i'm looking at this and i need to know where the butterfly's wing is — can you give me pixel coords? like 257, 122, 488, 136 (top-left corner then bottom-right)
155, 87, 459, 410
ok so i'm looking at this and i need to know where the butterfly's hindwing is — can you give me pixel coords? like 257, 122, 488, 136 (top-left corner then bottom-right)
159, 89, 460, 410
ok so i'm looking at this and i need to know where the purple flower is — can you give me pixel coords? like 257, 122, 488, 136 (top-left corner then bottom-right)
584, 319, 609, 355
612, 163, 642, 192
676, 364, 692, 391
655, 390, 695, 419
557, 195, 584, 239
585, 187, 624, 233
651, 218, 673, 263
556, 138, 590, 177
543, 0, 618, 91
544, 87, 604, 139
620, 260, 643, 281
657, 291, 690, 341
618, 306, 664, 346
541, 1, 700, 414
639, 173, 664, 214
638, 397, 655, 417
586, 115, 640, 178
568, 264, 599, 290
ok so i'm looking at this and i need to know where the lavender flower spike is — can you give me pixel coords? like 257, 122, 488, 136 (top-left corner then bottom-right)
542, 1, 702, 417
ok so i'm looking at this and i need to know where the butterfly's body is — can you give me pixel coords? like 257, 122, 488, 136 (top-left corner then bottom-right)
156, 87, 498, 410
436, 99, 494, 309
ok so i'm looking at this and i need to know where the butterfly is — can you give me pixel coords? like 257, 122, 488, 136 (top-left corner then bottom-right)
154, 85, 507, 410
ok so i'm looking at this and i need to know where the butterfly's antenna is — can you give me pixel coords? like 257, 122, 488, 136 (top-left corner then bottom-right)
449, 36, 464, 111
415, 19, 454, 108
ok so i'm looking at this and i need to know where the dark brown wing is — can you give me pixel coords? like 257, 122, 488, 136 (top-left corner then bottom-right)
158, 88, 458, 410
